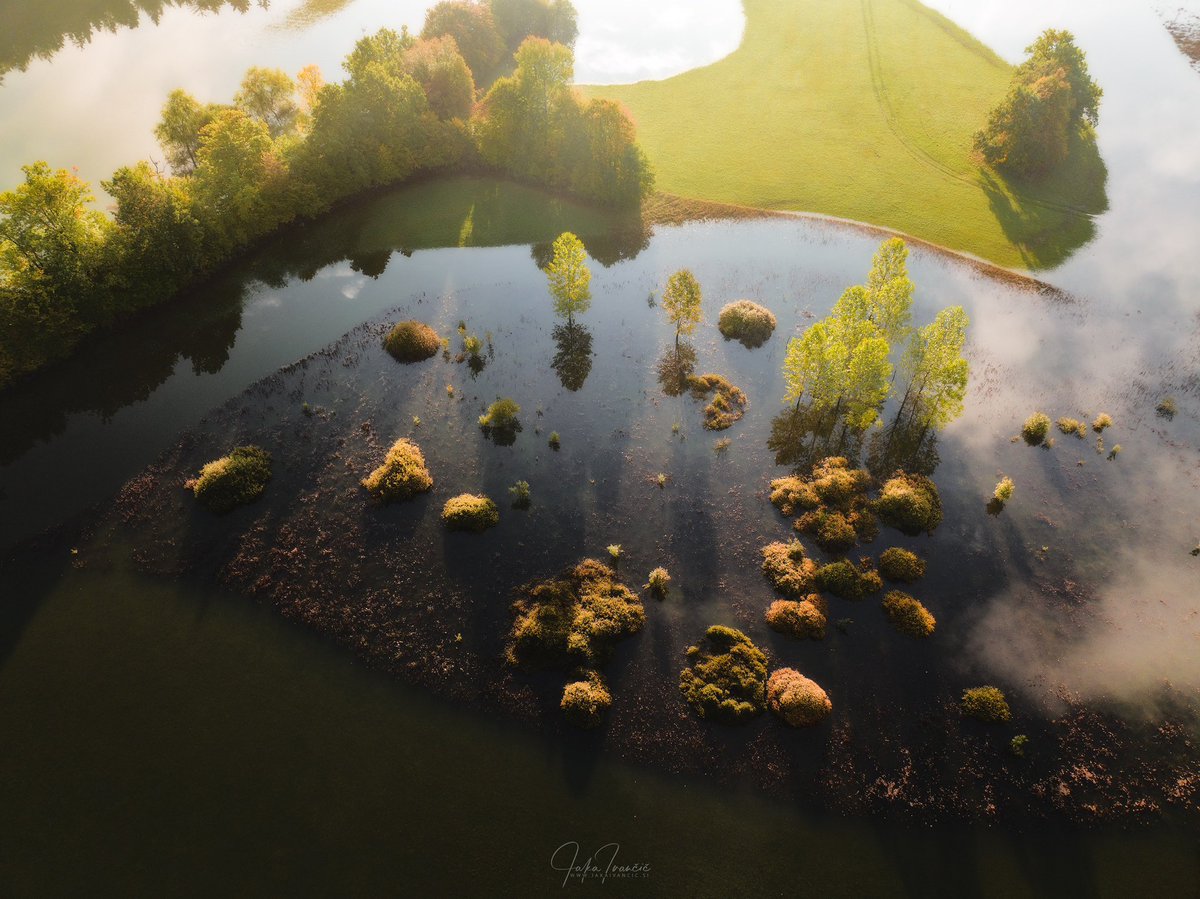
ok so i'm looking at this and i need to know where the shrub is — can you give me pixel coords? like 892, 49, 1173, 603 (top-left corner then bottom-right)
1156, 396, 1177, 419
190, 445, 272, 513
1092, 412, 1112, 433
1057, 416, 1087, 438
765, 598, 826, 640
767, 668, 832, 727
761, 540, 818, 598
548, 431, 561, 450
768, 476, 820, 516
875, 472, 943, 535
441, 493, 499, 531
878, 547, 925, 582
961, 686, 1012, 723
993, 476, 1015, 503
384, 320, 441, 363
509, 479, 531, 509
479, 397, 521, 431
645, 567, 671, 598
560, 671, 611, 729
810, 457, 872, 506
797, 509, 858, 553
607, 544, 622, 563
1022, 412, 1051, 445
816, 560, 882, 600
361, 438, 433, 502
1010, 734, 1029, 757
508, 559, 644, 669
686, 373, 747, 430
717, 300, 777, 348
679, 625, 768, 723
882, 590, 936, 638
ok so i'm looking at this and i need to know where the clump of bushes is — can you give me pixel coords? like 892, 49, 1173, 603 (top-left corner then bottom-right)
769, 475, 821, 516
441, 493, 499, 531
993, 476, 1015, 503
361, 438, 433, 502
961, 686, 1012, 723
507, 559, 645, 670
875, 472, 943, 535
560, 671, 612, 729
767, 668, 832, 727
796, 509, 859, 553
189, 445, 272, 513
384, 320, 441, 363
717, 300, 777, 348
1022, 412, 1051, 445
878, 547, 925, 582
761, 540, 818, 598
679, 625, 768, 723
645, 566, 671, 598
1092, 412, 1112, 433
509, 479, 531, 509
765, 597, 827, 640
479, 397, 521, 434
1057, 416, 1087, 438
882, 590, 936, 638
686, 373, 747, 430
815, 559, 883, 600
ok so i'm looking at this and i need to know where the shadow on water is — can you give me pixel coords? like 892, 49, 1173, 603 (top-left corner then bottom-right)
978, 130, 1109, 270
550, 323, 593, 392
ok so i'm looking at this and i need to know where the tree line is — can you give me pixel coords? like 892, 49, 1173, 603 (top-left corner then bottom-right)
0, 0, 654, 389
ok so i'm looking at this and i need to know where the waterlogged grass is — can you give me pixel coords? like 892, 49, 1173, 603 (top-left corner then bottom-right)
584, 0, 1107, 269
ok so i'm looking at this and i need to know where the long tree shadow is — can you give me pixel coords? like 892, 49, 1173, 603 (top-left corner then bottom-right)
551, 323, 593, 393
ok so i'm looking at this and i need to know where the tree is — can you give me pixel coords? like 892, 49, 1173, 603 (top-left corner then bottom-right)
154, 89, 225, 175
833, 237, 913, 345
421, 1, 506, 82
661, 269, 701, 344
191, 109, 283, 250
782, 319, 845, 413
544, 231, 590, 322
403, 35, 476, 120
782, 315, 891, 432
234, 67, 301, 138
296, 64, 325, 116
490, 0, 578, 51
1017, 29, 1101, 127
897, 305, 970, 433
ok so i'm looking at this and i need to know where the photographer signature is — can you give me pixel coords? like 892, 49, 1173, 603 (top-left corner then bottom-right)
550, 841, 651, 887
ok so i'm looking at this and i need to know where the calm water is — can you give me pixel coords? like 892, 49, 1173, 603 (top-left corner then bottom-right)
2, 1, 1200, 895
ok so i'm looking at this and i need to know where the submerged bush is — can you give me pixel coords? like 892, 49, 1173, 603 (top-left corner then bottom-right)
686, 373, 748, 430
878, 547, 925, 582
508, 559, 645, 669
645, 566, 671, 598
190, 445, 272, 513
509, 479, 531, 509
796, 509, 858, 553
882, 590, 936, 638
761, 540, 818, 598
1156, 396, 1177, 420
767, 668, 832, 727
479, 397, 521, 432
1057, 416, 1087, 438
993, 476, 1015, 503
875, 472, 943, 535
361, 438, 433, 502
560, 671, 612, 729
384, 320, 441, 363
765, 597, 826, 640
548, 431, 561, 450
717, 300, 777, 348
815, 559, 883, 600
679, 625, 768, 723
1092, 412, 1112, 433
441, 493, 499, 531
961, 686, 1012, 723
1022, 412, 1051, 445
769, 475, 821, 516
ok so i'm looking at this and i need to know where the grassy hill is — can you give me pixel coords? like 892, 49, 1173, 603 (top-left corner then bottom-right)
583, 0, 1107, 270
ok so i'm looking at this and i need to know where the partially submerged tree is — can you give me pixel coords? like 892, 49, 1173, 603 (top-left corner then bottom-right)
896, 305, 970, 434
661, 269, 702, 345
544, 231, 591, 323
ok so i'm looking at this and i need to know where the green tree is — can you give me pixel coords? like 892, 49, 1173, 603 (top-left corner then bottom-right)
191, 109, 283, 250
833, 237, 913, 345
421, 1, 506, 82
1017, 29, 1102, 127
782, 315, 891, 431
490, 0, 578, 51
661, 269, 701, 345
154, 88, 225, 175
544, 231, 591, 322
403, 35, 476, 120
897, 305, 970, 433
343, 27, 413, 82
782, 319, 845, 413
234, 67, 301, 138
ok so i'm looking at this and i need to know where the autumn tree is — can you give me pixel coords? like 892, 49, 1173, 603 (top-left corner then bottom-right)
191, 109, 284, 250
421, 1, 506, 82
402, 35, 476, 120
234, 67, 301, 138
897, 305, 970, 433
154, 89, 226, 175
544, 231, 591, 323
661, 269, 701, 345
490, 0, 578, 51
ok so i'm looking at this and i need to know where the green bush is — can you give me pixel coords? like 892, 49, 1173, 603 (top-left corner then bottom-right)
875, 472, 943, 535
678, 625, 768, 723
384, 320, 441, 363
765, 598, 826, 640
560, 671, 612, 729
961, 686, 1012, 723
881, 590, 936, 638
1010, 734, 1029, 757
993, 476, 1015, 503
509, 479, 531, 508
1057, 416, 1087, 438
507, 559, 645, 669
645, 566, 671, 598
1092, 412, 1112, 433
1022, 412, 1051, 445
361, 438, 433, 502
717, 300, 777, 348
798, 509, 858, 553
878, 547, 925, 582
761, 540, 818, 598
190, 445, 272, 513
441, 493, 499, 531
479, 397, 521, 431
815, 560, 882, 600
767, 668, 831, 727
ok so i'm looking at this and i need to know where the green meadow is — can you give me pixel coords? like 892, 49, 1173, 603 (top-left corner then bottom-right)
584, 0, 1107, 270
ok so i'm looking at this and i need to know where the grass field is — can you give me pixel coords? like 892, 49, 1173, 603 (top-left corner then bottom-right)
583, 0, 1108, 270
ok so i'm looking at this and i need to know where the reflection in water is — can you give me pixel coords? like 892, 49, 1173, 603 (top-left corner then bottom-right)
865, 416, 941, 478
767, 403, 865, 473
654, 340, 695, 397
551, 322, 593, 392
1161, 8, 1200, 72
0, 0, 264, 78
